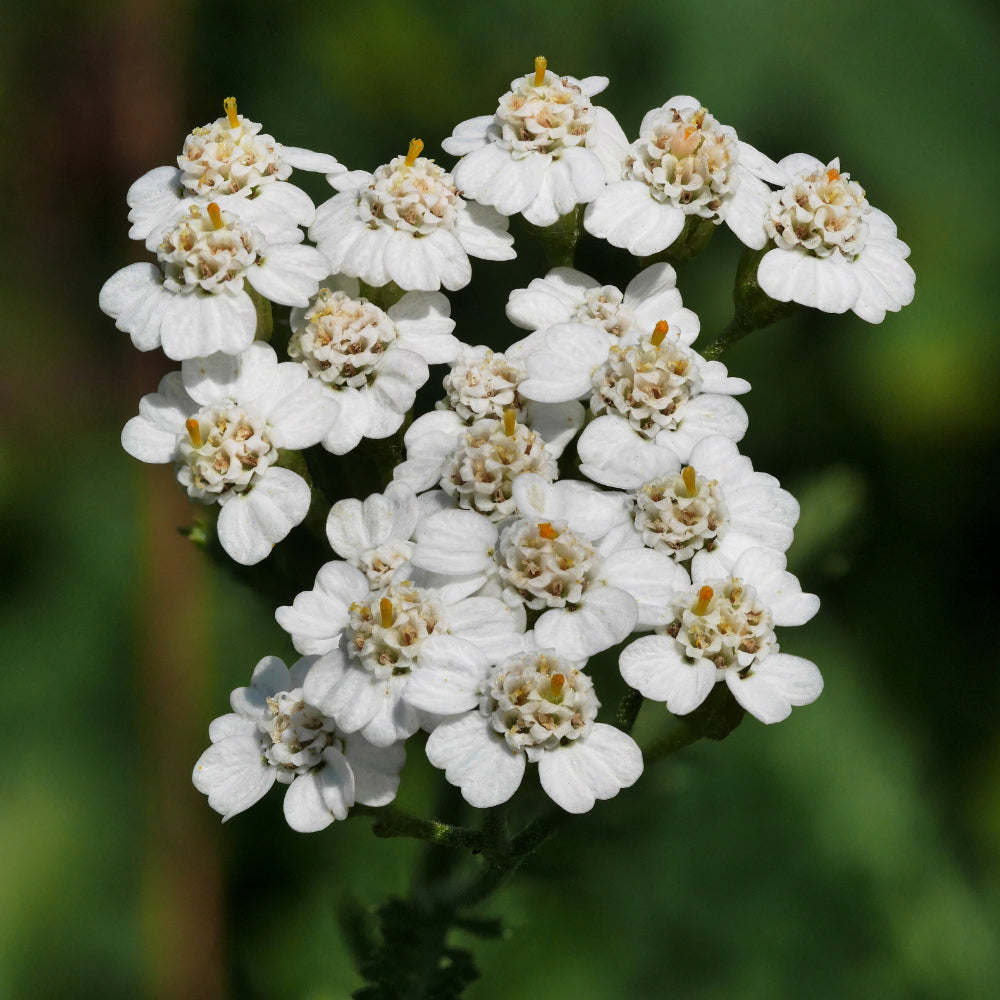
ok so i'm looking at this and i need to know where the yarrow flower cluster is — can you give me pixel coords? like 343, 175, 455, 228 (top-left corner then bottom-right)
102, 67, 913, 843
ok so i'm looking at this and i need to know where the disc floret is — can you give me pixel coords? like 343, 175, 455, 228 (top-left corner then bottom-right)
497, 519, 598, 609
634, 465, 728, 560
262, 689, 342, 781
158, 203, 259, 294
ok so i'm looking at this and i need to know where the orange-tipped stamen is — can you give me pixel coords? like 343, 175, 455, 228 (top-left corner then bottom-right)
533, 55, 547, 87
207, 202, 224, 230
682, 466, 697, 496
503, 408, 517, 437
404, 138, 424, 167
379, 598, 394, 629
694, 586, 714, 616
651, 320, 669, 347
185, 418, 202, 448
223, 96, 239, 129
826, 167, 840, 183
538, 522, 558, 540
550, 673, 566, 696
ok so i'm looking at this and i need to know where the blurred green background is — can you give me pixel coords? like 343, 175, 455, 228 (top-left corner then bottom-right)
2, 0, 998, 996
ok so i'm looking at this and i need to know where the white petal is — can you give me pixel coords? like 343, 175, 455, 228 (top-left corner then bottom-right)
534, 586, 637, 660
246, 245, 328, 306
537, 724, 642, 813
412, 509, 497, 575
388, 292, 459, 364
619, 635, 716, 714
757, 248, 859, 314
425, 715, 526, 808
441, 115, 493, 156
276, 562, 368, 654
578, 417, 680, 489
216, 467, 311, 565
663, 394, 749, 462
452, 200, 516, 262
584, 183, 684, 256
282, 750, 355, 832
402, 635, 489, 714
851, 240, 916, 324
601, 548, 689, 628
729, 548, 819, 626
321, 387, 370, 455
280, 146, 345, 175
160, 290, 258, 361
721, 170, 770, 250
192, 736, 275, 821
342, 734, 405, 806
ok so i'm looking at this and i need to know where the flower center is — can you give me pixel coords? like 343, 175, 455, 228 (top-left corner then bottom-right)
288, 288, 397, 388
485, 651, 598, 759
346, 583, 443, 681
441, 412, 558, 520
625, 105, 738, 216
495, 55, 596, 156
176, 400, 275, 499
262, 688, 340, 782
358, 141, 463, 235
158, 202, 259, 294
439, 349, 527, 422
634, 465, 729, 559
497, 519, 597, 609
178, 97, 289, 197
765, 163, 869, 258
356, 541, 414, 589
591, 330, 702, 437
665, 580, 776, 674
572, 285, 637, 339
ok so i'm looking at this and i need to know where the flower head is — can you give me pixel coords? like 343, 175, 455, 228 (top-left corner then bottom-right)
756, 155, 915, 322
121, 343, 337, 564
192, 655, 404, 832
311, 139, 514, 292
421, 647, 643, 812
584, 96, 783, 255
442, 57, 628, 227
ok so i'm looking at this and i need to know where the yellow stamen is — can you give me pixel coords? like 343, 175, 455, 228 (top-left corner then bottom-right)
404, 138, 424, 167
533, 55, 547, 87
223, 96, 239, 129
206, 202, 224, 230
826, 167, 840, 183
694, 586, 714, 616
692, 107, 707, 128
503, 408, 517, 436
185, 418, 202, 448
550, 673, 566, 696
538, 522, 558, 540
682, 466, 697, 496
651, 320, 669, 347
379, 598, 394, 629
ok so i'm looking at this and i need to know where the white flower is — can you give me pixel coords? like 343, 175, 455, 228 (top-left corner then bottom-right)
310, 139, 514, 292
519, 322, 750, 482
326, 482, 421, 589
121, 343, 336, 564
630, 435, 800, 577
281, 575, 525, 747
394, 409, 559, 521
584, 96, 784, 255
757, 156, 915, 323
619, 548, 822, 724
101, 201, 329, 360
442, 57, 628, 227
127, 97, 345, 246
288, 276, 459, 454
411, 475, 689, 661
418, 647, 642, 813
506, 262, 699, 345
192, 655, 404, 832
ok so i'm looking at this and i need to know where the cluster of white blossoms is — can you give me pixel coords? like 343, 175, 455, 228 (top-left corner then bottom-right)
103, 66, 913, 833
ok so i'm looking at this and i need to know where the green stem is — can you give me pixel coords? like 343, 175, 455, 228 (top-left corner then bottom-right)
355, 805, 485, 854
616, 687, 644, 733
523, 207, 583, 269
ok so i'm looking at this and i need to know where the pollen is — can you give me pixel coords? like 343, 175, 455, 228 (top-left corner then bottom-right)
503, 408, 517, 436
404, 138, 424, 167
538, 522, 558, 540
223, 96, 239, 129
651, 319, 670, 347
682, 465, 697, 496
533, 55, 547, 87
826, 167, 840, 182
550, 673, 566, 695
694, 585, 714, 616
379, 597, 394, 628
206, 202, 224, 230
185, 418, 203, 447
